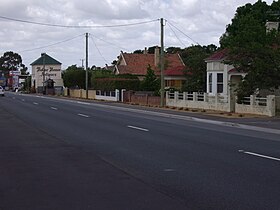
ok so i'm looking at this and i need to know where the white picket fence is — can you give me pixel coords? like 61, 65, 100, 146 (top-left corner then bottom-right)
166, 91, 277, 116
95, 90, 119, 101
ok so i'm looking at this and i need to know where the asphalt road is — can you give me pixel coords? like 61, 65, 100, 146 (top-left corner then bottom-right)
1, 92, 280, 210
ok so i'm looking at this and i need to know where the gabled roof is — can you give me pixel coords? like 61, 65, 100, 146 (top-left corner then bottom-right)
205, 49, 228, 62
116, 52, 185, 76
31, 53, 62, 66
165, 66, 186, 76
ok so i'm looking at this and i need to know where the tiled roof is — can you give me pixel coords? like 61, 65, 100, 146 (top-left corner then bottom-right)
165, 66, 186, 76
117, 53, 185, 76
31, 53, 62, 65
205, 49, 228, 61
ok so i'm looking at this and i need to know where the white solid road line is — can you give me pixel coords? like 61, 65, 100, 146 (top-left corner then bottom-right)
78, 113, 90, 118
127, 125, 149, 132
51, 107, 58, 110
238, 150, 280, 162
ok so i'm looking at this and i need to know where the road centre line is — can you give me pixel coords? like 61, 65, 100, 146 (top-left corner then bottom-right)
51, 107, 58, 110
33, 102, 39, 105
238, 150, 280, 162
127, 125, 149, 132
12, 93, 280, 135
78, 113, 90, 118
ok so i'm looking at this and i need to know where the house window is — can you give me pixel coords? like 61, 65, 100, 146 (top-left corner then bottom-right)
166, 80, 175, 87
217, 73, 223, 93
208, 73, 212, 93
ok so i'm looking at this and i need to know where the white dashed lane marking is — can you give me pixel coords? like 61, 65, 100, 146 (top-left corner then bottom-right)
239, 150, 280, 162
78, 114, 90, 118
127, 125, 149, 132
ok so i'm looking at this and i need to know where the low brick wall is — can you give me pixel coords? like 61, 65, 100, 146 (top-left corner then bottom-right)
124, 91, 162, 106
64, 88, 96, 99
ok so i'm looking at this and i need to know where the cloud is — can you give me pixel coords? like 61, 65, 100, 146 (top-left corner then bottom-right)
0, 0, 275, 70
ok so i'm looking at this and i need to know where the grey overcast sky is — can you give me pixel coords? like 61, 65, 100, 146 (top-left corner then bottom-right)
0, 0, 274, 71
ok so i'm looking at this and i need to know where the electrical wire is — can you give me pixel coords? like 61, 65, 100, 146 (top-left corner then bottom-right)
89, 36, 110, 64
166, 22, 187, 48
166, 20, 200, 45
0, 15, 159, 28
90, 34, 130, 51
19, 34, 84, 52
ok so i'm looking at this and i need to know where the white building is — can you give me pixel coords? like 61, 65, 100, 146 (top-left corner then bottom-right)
205, 49, 246, 97
31, 53, 64, 93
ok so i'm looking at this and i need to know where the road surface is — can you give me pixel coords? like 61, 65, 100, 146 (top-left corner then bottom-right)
0, 92, 280, 210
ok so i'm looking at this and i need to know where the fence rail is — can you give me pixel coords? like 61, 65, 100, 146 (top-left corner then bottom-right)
166, 91, 276, 117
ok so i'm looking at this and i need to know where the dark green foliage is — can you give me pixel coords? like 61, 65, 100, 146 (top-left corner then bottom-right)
0, 51, 28, 77
62, 65, 87, 89
23, 76, 31, 91
166, 47, 182, 54
133, 49, 144, 54
91, 68, 140, 91
140, 65, 160, 94
220, 1, 280, 97
181, 45, 217, 92
93, 76, 140, 91
91, 69, 113, 79
147, 46, 161, 54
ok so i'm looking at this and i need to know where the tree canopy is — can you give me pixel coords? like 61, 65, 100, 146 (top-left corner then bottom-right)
181, 45, 217, 92
0, 51, 28, 77
141, 65, 160, 94
220, 0, 280, 96
62, 65, 87, 89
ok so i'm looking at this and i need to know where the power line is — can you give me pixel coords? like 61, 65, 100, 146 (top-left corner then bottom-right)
89, 36, 110, 64
90, 34, 129, 51
19, 34, 84, 52
0, 15, 159, 28
166, 20, 200, 45
166, 22, 187, 48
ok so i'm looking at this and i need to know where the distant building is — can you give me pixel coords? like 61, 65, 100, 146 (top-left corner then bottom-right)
113, 47, 186, 90
31, 53, 64, 93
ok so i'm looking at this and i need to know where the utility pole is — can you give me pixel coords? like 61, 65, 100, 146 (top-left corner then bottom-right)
160, 18, 165, 107
43, 53, 46, 94
85, 33, 89, 99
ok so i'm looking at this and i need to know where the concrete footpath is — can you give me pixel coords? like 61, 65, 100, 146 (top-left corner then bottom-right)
0, 107, 186, 210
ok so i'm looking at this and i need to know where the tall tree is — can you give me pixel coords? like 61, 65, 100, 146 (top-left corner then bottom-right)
181, 45, 217, 92
220, 0, 280, 97
62, 65, 86, 89
141, 65, 160, 93
0, 51, 28, 76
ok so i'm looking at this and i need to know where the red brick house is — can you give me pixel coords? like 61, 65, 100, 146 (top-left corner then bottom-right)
113, 47, 186, 90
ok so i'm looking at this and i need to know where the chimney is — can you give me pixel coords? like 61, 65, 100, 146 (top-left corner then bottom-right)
154, 47, 160, 67
144, 47, 148, 54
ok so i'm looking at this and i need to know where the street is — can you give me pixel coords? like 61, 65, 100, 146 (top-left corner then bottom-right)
0, 92, 280, 210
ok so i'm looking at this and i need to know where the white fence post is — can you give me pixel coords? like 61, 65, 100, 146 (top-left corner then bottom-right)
250, 95, 255, 107
116, 89, 120, 101
204, 93, 208, 102
267, 95, 276, 117
175, 91, 179, 101
183, 92, 187, 101
193, 92, 197, 101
